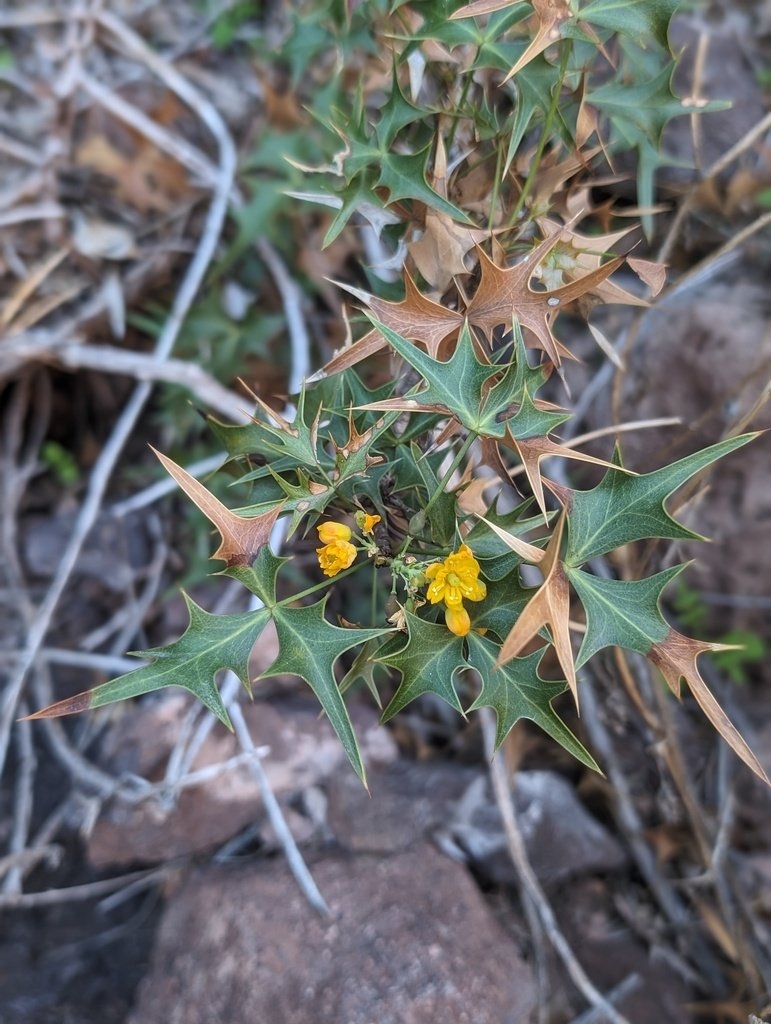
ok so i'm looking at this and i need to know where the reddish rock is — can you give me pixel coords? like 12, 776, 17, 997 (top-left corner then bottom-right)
87, 695, 396, 867
128, 846, 536, 1024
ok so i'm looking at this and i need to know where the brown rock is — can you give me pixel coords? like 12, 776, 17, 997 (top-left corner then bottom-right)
449, 770, 628, 888
87, 695, 396, 868
128, 847, 536, 1024
325, 757, 480, 855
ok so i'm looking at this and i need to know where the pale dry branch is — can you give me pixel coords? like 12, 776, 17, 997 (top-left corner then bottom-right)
479, 706, 634, 1024
0, 844, 62, 882
0, 201, 66, 227
255, 237, 313, 388
55, 344, 252, 424
657, 109, 771, 264
41, 649, 147, 676
2, 703, 36, 894
76, 68, 216, 186
230, 701, 332, 917
0, 866, 166, 910
0, 11, 238, 780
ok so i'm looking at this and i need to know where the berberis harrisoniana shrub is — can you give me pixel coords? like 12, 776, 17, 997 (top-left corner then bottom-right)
29, 0, 768, 787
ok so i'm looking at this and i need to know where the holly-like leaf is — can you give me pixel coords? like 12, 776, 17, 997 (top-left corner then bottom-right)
567, 564, 684, 667
322, 171, 383, 246
564, 434, 758, 568
224, 544, 290, 608
261, 599, 392, 784
407, 133, 492, 291
237, 470, 335, 538
364, 318, 519, 437
376, 149, 474, 225
586, 60, 692, 234
579, 0, 679, 54
208, 387, 321, 471
319, 272, 464, 378
153, 448, 285, 567
410, 441, 459, 546
472, 572, 532, 638
505, 423, 630, 520
648, 630, 769, 784
466, 633, 599, 769
26, 597, 272, 729
503, 55, 563, 176
375, 64, 428, 149
367, 271, 465, 358
497, 509, 578, 703
377, 610, 468, 721
466, 237, 625, 364
333, 408, 397, 486
534, 218, 653, 310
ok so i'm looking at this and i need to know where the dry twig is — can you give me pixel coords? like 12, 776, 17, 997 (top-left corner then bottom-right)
0, 7, 237, 781
480, 707, 634, 1024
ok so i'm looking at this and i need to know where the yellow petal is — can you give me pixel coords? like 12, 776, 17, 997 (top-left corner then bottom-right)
445, 604, 471, 636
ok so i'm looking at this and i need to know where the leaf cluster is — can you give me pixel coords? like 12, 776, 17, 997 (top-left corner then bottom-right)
28, 0, 768, 788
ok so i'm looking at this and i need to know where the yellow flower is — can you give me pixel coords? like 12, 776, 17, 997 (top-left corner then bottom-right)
356, 512, 381, 535
425, 545, 486, 608
316, 521, 357, 577
317, 521, 352, 545
425, 545, 486, 637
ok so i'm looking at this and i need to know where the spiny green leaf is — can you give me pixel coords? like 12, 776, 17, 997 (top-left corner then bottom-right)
579, 0, 680, 50
261, 599, 392, 783
376, 150, 474, 224
367, 317, 518, 436
564, 434, 757, 567
237, 469, 335, 538
466, 633, 599, 770
339, 637, 389, 706
588, 63, 685, 146
507, 384, 570, 440
410, 441, 458, 546
587, 59, 690, 235
472, 573, 531, 637
377, 611, 467, 721
223, 545, 290, 608
567, 564, 684, 667
503, 55, 564, 176
375, 64, 429, 148
208, 386, 321, 470
29, 597, 272, 729
323, 172, 381, 246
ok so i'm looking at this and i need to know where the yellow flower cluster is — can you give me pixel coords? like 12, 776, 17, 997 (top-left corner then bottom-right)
316, 522, 357, 577
425, 544, 486, 636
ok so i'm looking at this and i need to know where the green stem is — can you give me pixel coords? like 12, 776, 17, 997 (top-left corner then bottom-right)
507, 43, 571, 227
408, 431, 477, 545
277, 560, 364, 607
447, 58, 476, 150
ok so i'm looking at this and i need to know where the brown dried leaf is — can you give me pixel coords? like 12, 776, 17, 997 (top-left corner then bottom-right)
152, 448, 284, 567
408, 133, 490, 289
449, 0, 516, 18
368, 272, 465, 357
466, 237, 624, 364
502, 0, 573, 82
497, 510, 578, 705
506, 433, 634, 520
648, 629, 769, 785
